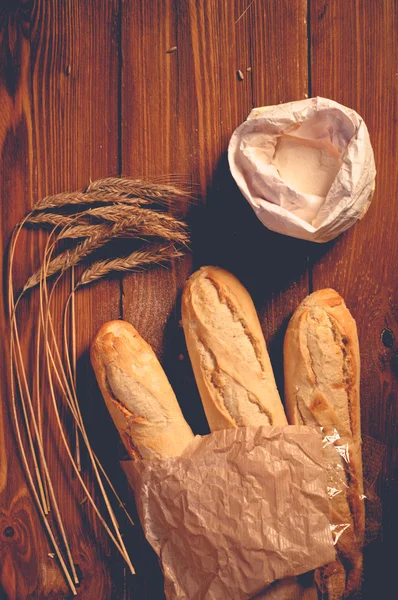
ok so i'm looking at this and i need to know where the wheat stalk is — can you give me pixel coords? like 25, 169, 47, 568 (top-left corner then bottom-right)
26, 204, 188, 231
63, 206, 189, 238
24, 231, 107, 291
8, 177, 193, 593
61, 222, 189, 244
86, 177, 193, 203
24, 211, 190, 290
25, 216, 107, 240
37, 235, 136, 568
27, 212, 79, 227
51, 223, 103, 239
33, 177, 193, 211
8, 224, 79, 594
77, 243, 183, 287
87, 204, 175, 222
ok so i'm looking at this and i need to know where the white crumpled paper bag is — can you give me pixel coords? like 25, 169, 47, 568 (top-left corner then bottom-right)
122, 426, 335, 600
228, 97, 376, 243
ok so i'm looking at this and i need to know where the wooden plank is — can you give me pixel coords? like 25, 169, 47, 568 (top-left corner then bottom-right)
120, 1, 255, 596
121, 0, 256, 431
309, 1, 398, 597
121, 0, 308, 596
0, 2, 124, 598
240, 0, 309, 392
121, 4, 230, 596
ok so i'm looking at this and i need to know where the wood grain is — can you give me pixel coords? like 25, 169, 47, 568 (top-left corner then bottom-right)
310, 1, 398, 597
0, 1, 124, 598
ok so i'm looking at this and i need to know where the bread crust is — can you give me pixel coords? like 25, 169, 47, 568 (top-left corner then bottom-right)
182, 266, 287, 431
91, 320, 194, 460
284, 289, 364, 599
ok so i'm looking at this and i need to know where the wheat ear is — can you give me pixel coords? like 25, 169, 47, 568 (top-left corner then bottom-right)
26, 205, 189, 240
24, 211, 189, 290
86, 177, 193, 203
23, 232, 106, 291
77, 243, 183, 287
33, 177, 193, 211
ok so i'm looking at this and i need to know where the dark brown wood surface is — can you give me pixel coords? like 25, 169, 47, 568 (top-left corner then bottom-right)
309, 2, 398, 597
0, 1, 396, 598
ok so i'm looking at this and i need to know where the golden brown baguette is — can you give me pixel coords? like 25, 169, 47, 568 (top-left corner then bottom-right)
91, 320, 194, 460
181, 266, 288, 430
284, 289, 364, 600
183, 266, 316, 599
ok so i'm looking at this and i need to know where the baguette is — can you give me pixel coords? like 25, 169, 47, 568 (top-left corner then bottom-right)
182, 267, 317, 599
181, 266, 287, 430
91, 320, 194, 460
284, 289, 364, 599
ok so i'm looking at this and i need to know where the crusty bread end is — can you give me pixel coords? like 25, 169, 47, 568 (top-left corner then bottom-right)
91, 320, 194, 460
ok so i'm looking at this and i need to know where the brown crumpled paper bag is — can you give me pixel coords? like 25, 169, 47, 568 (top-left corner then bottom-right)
122, 426, 335, 600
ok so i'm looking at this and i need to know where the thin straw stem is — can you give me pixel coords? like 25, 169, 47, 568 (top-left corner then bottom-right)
70, 267, 80, 471
35, 310, 50, 514
62, 290, 135, 529
40, 238, 134, 572
6, 177, 191, 588
8, 224, 78, 595
11, 229, 80, 585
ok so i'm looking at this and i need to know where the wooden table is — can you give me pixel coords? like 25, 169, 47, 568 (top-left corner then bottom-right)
0, 1, 396, 598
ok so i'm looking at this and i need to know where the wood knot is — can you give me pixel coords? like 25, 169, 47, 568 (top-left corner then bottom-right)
381, 328, 395, 349
3, 526, 15, 538
0, 505, 33, 557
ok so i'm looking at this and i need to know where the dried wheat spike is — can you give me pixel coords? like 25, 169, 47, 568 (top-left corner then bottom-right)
86, 177, 193, 203
78, 243, 183, 287
24, 215, 189, 290
33, 177, 193, 211
24, 231, 108, 291
22, 178, 191, 291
